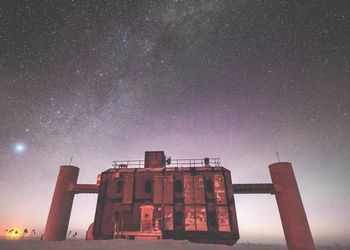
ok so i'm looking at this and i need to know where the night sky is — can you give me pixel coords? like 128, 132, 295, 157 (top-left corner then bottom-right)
1, 0, 349, 245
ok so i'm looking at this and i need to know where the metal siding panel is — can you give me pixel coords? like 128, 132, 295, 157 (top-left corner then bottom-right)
153, 176, 162, 204
123, 174, 134, 204
184, 205, 196, 231
214, 174, 227, 205
184, 175, 194, 204
217, 206, 231, 232
163, 176, 174, 204
195, 206, 208, 231
163, 205, 174, 230
194, 175, 205, 204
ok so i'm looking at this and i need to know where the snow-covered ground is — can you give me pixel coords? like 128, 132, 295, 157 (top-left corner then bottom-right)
0, 239, 288, 250
0, 239, 348, 250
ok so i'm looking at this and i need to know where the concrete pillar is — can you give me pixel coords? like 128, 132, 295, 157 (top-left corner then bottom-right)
44, 165, 79, 240
269, 162, 315, 250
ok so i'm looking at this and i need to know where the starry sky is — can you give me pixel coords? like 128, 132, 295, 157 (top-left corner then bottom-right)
0, 0, 349, 245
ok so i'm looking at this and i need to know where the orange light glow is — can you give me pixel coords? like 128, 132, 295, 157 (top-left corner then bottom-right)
6, 228, 23, 239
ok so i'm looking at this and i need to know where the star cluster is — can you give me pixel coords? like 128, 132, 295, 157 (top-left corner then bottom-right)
0, 0, 349, 244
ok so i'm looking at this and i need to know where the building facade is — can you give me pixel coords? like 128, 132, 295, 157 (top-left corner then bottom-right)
87, 151, 240, 245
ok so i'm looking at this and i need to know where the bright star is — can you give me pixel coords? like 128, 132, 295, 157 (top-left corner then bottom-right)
13, 143, 27, 154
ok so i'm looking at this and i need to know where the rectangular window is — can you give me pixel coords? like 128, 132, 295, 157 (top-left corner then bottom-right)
217, 206, 231, 232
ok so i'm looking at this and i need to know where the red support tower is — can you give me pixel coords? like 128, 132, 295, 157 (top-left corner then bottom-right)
44, 165, 79, 240
269, 162, 316, 250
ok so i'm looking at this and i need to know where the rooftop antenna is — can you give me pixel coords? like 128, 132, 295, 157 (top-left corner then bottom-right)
69, 156, 73, 165
276, 152, 281, 162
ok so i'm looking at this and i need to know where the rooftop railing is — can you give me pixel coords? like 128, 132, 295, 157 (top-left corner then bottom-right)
112, 158, 221, 169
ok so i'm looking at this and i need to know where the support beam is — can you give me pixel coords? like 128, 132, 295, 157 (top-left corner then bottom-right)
233, 183, 275, 194
44, 165, 79, 241
70, 184, 99, 194
269, 162, 316, 250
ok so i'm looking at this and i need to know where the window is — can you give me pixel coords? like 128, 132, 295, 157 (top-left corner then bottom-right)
116, 180, 123, 193
175, 211, 183, 226
114, 211, 120, 220
205, 179, 213, 193
208, 211, 217, 228
144, 180, 152, 193
174, 180, 183, 193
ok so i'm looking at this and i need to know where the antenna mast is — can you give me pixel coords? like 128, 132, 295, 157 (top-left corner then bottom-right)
276, 152, 281, 162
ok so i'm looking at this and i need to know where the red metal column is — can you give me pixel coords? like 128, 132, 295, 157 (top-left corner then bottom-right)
269, 162, 315, 250
44, 165, 79, 240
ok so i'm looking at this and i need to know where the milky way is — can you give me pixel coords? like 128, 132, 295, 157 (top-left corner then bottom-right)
0, 0, 349, 244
